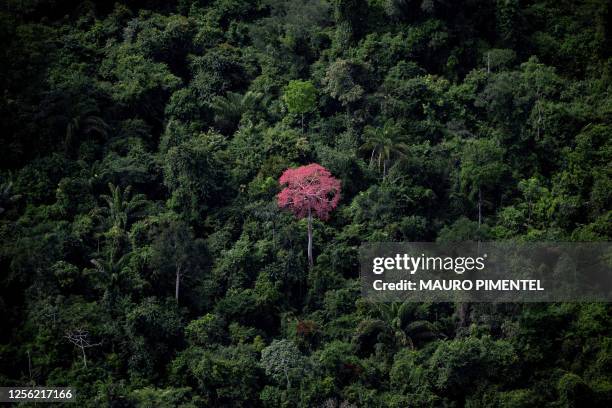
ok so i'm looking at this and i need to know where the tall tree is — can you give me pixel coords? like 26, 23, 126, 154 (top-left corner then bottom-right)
96, 183, 147, 232
94, 183, 147, 263
278, 164, 341, 268
459, 138, 507, 227
322, 59, 364, 124
360, 120, 408, 179
150, 218, 202, 304
283, 80, 318, 133
260, 339, 306, 389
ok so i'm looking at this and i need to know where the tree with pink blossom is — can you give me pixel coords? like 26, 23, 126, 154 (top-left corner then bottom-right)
277, 164, 341, 268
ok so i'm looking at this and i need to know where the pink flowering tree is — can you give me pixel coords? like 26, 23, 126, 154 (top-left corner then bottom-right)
278, 164, 341, 268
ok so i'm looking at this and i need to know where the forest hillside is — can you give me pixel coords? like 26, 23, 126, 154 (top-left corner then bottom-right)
0, 0, 611, 406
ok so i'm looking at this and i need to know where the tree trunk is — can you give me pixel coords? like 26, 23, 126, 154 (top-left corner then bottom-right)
536, 96, 542, 140
27, 351, 32, 383
528, 200, 532, 224
457, 302, 470, 329
82, 347, 87, 368
478, 187, 482, 227
468, 188, 483, 332
301, 113, 304, 133
307, 208, 313, 269
175, 265, 181, 303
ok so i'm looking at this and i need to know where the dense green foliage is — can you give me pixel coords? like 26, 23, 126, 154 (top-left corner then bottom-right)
1, 0, 611, 406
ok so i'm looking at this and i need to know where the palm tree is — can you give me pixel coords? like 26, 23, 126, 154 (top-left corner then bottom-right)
210, 91, 262, 134
90, 253, 130, 292
0, 181, 21, 215
64, 114, 110, 156
90, 251, 134, 310
94, 183, 147, 232
373, 302, 442, 349
375, 301, 414, 347
93, 183, 147, 262
360, 120, 408, 179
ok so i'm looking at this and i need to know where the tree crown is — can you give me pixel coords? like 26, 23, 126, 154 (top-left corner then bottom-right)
283, 80, 318, 114
277, 163, 341, 220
